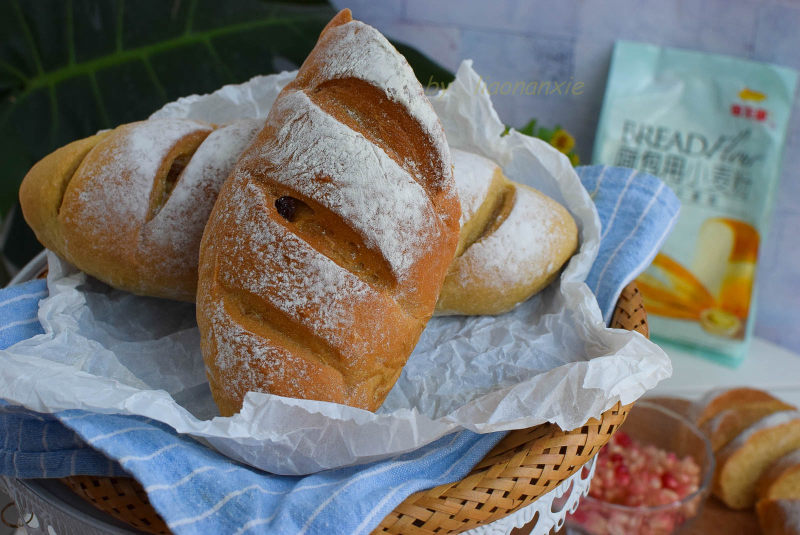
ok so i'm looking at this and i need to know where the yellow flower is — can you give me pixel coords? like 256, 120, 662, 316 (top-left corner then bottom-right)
569, 152, 580, 166
550, 128, 575, 154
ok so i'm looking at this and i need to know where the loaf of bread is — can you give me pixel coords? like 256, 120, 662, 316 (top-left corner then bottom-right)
435, 149, 578, 315
196, 9, 460, 415
758, 449, 800, 502
21, 137, 575, 313
714, 411, 800, 509
19, 118, 262, 301
757, 499, 800, 535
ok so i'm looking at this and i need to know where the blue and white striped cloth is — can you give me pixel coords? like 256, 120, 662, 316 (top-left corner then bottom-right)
0, 165, 679, 534
580, 166, 680, 322
0, 279, 46, 350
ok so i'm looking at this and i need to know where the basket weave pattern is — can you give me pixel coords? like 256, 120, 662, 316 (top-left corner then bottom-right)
61, 283, 647, 534
61, 476, 169, 534
374, 410, 631, 534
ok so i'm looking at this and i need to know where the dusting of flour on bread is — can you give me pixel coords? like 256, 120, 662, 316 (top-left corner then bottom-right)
258, 90, 440, 282
221, 180, 371, 340
197, 12, 460, 413
208, 179, 411, 382
457, 185, 559, 291
68, 119, 211, 235
141, 119, 264, 272
310, 20, 452, 197
60, 119, 212, 291
450, 149, 496, 226
777, 500, 800, 531
766, 449, 800, 476
140, 119, 262, 276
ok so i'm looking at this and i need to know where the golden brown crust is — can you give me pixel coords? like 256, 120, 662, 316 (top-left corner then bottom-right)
197, 9, 460, 414
19, 118, 262, 302
59, 122, 212, 299
19, 132, 111, 254
435, 150, 578, 316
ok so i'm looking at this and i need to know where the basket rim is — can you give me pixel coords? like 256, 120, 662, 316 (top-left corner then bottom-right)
7, 249, 47, 286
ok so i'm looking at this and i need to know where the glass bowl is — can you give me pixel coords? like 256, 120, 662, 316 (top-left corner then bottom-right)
566, 400, 714, 535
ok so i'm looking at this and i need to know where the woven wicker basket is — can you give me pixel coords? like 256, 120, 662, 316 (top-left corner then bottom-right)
59, 283, 647, 534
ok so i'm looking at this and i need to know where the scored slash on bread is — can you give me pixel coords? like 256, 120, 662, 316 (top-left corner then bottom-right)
19, 18, 579, 319
19, 118, 263, 301
196, 9, 461, 414
435, 149, 578, 315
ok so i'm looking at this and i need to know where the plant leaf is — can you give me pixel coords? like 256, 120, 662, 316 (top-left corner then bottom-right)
0, 0, 334, 217
0, 0, 453, 266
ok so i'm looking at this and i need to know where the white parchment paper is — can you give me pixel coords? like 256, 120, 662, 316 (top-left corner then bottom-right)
0, 61, 671, 475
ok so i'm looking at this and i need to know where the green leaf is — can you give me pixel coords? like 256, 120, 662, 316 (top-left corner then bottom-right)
0, 0, 454, 225
517, 119, 537, 137
536, 126, 554, 141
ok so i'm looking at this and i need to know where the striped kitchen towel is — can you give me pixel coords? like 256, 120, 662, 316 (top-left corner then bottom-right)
580, 165, 680, 322
0, 165, 678, 534
0, 279, 46, 350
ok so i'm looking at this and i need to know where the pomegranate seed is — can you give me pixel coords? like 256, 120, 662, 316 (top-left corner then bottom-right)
570, 429, 703, 535
614, 431, 633, 447
661, 473, 679, 490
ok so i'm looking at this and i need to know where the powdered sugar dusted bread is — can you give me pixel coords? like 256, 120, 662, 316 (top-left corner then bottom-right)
757, 499, 800, 535
196, 10, 460, 414
435, 149, 577, 315
758, 449, 800, 502
19, 118, 262, 301
714, 411, 800, 509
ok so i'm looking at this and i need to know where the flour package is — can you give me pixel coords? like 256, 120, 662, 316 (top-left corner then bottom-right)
593, 41, 797, 364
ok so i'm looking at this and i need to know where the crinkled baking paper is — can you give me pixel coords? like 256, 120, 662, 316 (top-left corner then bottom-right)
0, 61, 671, 475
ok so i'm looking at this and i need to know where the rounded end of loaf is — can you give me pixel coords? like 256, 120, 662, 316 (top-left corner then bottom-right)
321, 8, 352, 36
435, 152, 578, 316
19, 132, 111, 256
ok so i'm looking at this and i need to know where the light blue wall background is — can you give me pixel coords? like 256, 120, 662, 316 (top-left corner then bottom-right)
332, 0, 800, 356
